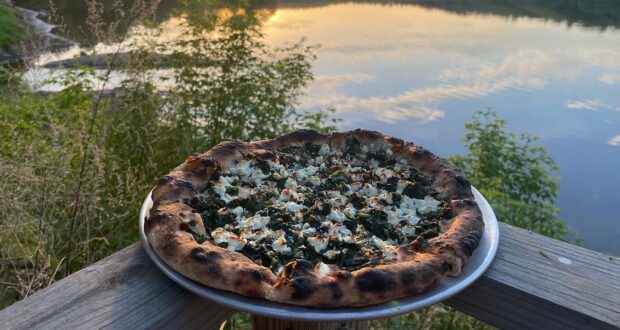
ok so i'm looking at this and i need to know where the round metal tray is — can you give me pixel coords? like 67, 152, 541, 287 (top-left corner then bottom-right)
139, 187, 498, 321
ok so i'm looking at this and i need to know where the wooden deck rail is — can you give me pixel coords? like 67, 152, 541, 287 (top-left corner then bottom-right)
1, 222, 619, 329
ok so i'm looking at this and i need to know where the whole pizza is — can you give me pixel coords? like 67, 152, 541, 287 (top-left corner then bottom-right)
145, 129, 483, 307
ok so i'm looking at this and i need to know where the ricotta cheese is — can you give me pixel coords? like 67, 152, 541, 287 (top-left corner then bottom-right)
318, 144, 331, 155
318, 262, 331, 276
307, 236, 328, 252
323, 250, 340, 260
272, 237, 292, 254
371, 236, 399, 261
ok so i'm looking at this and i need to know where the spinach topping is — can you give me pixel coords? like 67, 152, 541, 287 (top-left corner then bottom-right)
182, 138, 450, 273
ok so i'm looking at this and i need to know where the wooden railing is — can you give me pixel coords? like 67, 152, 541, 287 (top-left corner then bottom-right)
1, 223, 619, 329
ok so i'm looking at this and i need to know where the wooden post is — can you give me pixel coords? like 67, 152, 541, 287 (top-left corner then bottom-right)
252, 315, 369, 330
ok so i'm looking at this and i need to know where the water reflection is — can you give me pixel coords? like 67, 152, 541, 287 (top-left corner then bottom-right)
12, 0, 620, 253
261, 3, 620, 253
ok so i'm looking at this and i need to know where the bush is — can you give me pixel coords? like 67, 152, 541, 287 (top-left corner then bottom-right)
449, 110, 569, 240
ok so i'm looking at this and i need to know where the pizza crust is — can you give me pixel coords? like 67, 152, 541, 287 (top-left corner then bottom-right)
145, 129, 484, 307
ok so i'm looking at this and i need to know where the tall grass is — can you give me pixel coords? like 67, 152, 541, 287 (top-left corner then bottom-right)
0, 0, 336, 308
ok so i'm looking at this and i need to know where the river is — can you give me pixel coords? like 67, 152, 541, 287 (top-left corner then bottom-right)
13, 0, 620, 255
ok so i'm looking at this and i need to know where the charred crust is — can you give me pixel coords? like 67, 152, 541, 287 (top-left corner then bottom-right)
355, 270, 396, 293
243, 288, 262, 297
451, 199, 479, 209
179, 222, 192, 234
350, 128, 383, 140
411, 236, 427, 252
251, 149, 276, 160
191, 247, 222, 263
156, 175, 175, 187
334, 271, 352, 280
461, 231, 482, 256
386, 136, 405, 145
207, 140, 247, 160
247, 269, 264, 283
153, 176, 198, 203
175, 179, 197, 192
190, 247, 222, 277
202, 157, 217, 167
290, 260, 314, 276
160, 233, 181, 253
400, 268, 416, 285
145, 211, 171, 233
291, 277, 316, 300
411, 146, 433, 159
454, 175, 470, 187
276, 129, 322, 145
326, 281, 343, 300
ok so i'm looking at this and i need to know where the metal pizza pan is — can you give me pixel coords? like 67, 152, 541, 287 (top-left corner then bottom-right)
139, 187, 499, 321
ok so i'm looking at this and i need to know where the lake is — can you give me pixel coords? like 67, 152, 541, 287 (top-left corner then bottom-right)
14, 0, 620, 254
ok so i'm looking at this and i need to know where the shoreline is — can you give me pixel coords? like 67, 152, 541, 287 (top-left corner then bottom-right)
0, 1, 73, 66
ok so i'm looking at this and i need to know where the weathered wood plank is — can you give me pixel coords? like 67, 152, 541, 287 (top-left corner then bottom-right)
1, 222, 619, 329
0, 243, 233, 330
445, 222, 620, 329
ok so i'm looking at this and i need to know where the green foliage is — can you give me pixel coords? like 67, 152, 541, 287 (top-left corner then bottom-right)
0, 3, 24, 49
0, 0, 337, 308
449, 110, 569, 240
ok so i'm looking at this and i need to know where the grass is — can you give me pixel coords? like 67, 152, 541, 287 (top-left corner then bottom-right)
0, 2, 25, 50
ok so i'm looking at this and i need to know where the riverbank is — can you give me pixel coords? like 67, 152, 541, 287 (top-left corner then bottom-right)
0, 1, 72, 65
0, 1, 23, 50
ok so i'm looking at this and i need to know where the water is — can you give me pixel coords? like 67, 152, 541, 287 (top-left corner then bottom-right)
14, 0, 620, 255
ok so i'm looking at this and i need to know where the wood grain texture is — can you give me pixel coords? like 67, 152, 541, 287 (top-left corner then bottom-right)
0, 243, 233, 330
1, 223, 619, 330
445, 222, 620, 329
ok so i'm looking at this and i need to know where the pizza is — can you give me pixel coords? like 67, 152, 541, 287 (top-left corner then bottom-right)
145, 129, 484, 307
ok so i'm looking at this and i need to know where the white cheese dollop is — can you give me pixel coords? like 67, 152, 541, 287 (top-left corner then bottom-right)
362, 183, 379, 197
308, 175, 321, 187
272, 237, 292, 254
230, 160, 253, 177
401, 224, 417, 237
323, 250, 340, 260
318, 144, 331, 155
295, 165, 319, 180
327, 208, 345, 223
307, 236, 328, 252
318, 262, 331, 276
286, 201, 306, 212
227, 235, 247, 251
284, 178, 298, 190
239, 215, 271, 230
372, 236, 399, 261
